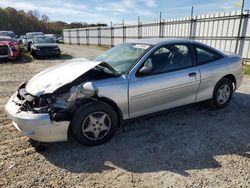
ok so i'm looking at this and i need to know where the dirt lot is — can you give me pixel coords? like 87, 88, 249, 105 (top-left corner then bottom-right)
0, 44, 250, 188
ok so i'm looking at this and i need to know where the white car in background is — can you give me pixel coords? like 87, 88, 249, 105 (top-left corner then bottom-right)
23, 32, 44, 51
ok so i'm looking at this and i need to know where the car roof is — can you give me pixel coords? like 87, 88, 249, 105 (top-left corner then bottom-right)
0, 36, 11, 39
126, 38, 202, 45
26, 32, 44, 35
126, 38, 225, 55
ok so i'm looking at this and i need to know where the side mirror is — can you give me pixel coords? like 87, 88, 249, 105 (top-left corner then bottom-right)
138, 66, 153, 76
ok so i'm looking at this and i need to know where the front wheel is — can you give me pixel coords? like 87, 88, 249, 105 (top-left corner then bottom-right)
210, 78, 233, 108
70, 102, 118, 146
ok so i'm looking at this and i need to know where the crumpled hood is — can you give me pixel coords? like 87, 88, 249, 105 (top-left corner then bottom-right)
26, 58, 101, 96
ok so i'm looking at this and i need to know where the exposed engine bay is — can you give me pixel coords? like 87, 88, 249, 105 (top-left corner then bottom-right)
15, 64, 117, 122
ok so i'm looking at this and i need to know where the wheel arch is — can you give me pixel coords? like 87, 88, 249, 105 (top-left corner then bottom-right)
221, 74, 236, 90
97, 97, 123, 127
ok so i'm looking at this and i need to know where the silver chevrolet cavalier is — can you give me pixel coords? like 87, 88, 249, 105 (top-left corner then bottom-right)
5, 38, 244, 146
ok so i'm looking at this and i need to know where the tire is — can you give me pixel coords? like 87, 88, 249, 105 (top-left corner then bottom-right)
56, 50, 61, 58
70, 101, 118, 146
31, 51, 38, 59
27, 44, 31, 52
209, 78, 233, 108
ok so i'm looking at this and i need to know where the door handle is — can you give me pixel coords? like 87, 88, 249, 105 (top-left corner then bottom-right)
188, 72, 197, 77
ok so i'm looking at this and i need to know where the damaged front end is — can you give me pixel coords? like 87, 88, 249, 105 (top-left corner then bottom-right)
5, 60, 118, 142
0, 42, 19, 60
16, 79, 99, 123
16, 82, 73, 122
5, 61, 117, 142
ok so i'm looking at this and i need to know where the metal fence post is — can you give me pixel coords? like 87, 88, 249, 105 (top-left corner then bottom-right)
237, 10, 249, 56
68, 30, 71, 45
123, 19, 126, 42
159, 12, 163, 38
138, 16, 142, 39
111, 21, 114, 47
98, 27, 101, 46
86, 28, 89, 45
62, 30, 64, 44
235, 0, 245, 53
189, 6, 194, 40
76, 29, 80, 45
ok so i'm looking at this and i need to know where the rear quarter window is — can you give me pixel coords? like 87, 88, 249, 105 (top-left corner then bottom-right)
195, 45, 223, 65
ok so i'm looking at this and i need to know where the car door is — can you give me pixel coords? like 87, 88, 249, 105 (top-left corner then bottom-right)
128, 43, 201, 118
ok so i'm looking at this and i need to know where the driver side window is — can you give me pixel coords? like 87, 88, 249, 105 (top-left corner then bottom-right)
138, 44, 193, 76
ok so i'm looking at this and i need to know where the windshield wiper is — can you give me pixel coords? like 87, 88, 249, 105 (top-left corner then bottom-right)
98, 62, 121, 77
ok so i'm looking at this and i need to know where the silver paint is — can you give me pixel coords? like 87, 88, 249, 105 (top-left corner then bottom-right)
5, 39, 244, 142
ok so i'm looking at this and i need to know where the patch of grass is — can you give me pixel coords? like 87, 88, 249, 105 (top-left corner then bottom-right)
243, 64, 250, 75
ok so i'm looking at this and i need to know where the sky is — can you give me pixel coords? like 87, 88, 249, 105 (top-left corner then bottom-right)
0, 0, 249, 24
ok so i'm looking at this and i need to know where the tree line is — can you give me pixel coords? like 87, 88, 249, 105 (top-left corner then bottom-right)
0, 7, 107, 35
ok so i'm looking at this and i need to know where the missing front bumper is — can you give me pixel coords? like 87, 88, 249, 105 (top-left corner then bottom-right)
5, 93, 69, 142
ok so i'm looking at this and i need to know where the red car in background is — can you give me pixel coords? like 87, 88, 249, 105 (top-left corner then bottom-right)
0, 36, 20, 60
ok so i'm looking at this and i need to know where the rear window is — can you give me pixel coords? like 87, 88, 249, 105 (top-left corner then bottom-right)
195, 45, 222, 65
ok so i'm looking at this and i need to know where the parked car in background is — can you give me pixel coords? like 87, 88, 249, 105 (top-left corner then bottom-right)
0, 36, 20, 60
0, 31, 16, 38
5, 38, 243, 146
24, 32, 44, 51
31, 35, 60, 58
45, 34, 62, 43
15, 35, 25, 44
0, 31, 21, 43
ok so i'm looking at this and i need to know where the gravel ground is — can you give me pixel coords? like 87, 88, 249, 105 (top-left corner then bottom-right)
0, 44, 250, 188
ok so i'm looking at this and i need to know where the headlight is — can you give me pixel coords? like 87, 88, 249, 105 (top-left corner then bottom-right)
67, 86, 85, 101
67, 82, 97, 102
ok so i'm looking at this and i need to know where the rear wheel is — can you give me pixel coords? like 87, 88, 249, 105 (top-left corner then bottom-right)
71, 102, 118, 146
210, 78, 233, 108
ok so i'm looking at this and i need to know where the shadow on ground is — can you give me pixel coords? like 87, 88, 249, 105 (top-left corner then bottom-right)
38, 92, 250, 176
34, 53, 73, 61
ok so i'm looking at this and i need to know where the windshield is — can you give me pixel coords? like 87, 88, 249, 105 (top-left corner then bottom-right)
27, 33, 43, 39
33, 37, 56, 44
0, 31, 15, 37
95, 43, 151, 74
